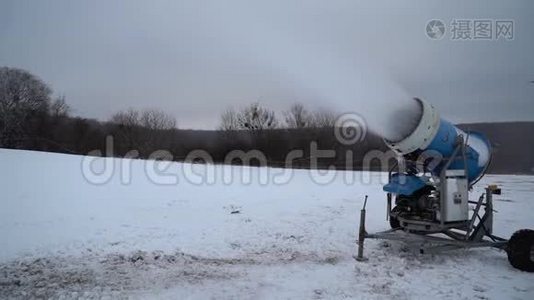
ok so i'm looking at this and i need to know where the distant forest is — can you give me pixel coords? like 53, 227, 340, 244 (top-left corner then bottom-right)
1, 66, 533, 174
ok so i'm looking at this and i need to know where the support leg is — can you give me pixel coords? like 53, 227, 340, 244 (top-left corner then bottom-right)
356, 196, 368, 261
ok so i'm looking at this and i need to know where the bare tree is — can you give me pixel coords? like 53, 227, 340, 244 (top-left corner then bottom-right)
140, 109, 176, 130
311, 109, 336, 128
0, 67, 52, 147
110, 109, 142, 151
219, 103, 278, 131
50, 95, 70, 118
284, 103, 311, 128
139, 109, 176, 155
110, 108, 140, 127
219, 108, 239, 131
110, 108, 176, 156
237, 103, 278, 131
111, 109, 176, 130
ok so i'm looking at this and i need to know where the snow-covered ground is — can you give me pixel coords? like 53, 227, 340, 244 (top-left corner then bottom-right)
1, 148, 533, 299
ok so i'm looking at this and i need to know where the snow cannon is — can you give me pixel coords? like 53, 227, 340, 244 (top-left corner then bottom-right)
355, 97, 534, 273
383, 97, 491, 197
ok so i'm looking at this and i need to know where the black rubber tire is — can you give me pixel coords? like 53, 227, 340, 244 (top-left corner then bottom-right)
507, 229, 534, 272
389, 206, 401, 229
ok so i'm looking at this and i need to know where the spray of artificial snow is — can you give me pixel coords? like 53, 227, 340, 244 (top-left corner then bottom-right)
201, 3, 421, 141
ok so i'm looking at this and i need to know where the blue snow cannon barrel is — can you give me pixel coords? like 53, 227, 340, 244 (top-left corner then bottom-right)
384, 98, 491, 186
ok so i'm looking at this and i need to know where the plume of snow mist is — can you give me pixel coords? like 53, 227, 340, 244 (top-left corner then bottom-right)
200, 2, 422, 141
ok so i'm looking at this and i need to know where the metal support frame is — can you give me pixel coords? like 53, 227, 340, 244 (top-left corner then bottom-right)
356, 135, 507, 261
357, 185, 507, 260
356, 195, 368, 261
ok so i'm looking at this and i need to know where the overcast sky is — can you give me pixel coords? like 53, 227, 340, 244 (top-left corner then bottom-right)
1, 0, 533, 129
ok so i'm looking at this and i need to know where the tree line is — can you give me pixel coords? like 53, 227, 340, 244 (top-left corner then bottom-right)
1, 67, 529, 174
220, 102, 337, 131
0, 66, 390, 170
